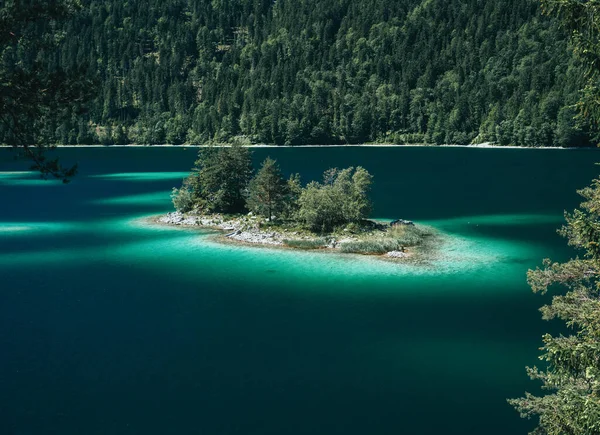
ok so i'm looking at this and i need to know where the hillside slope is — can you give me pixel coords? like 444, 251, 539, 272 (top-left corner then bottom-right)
48, 0, 595, 146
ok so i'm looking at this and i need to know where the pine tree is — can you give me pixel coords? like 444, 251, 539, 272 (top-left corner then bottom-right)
190, 144, 253, 213
509, 178, 600, 434
246, 157, 289, 221
10, 0, 596, 148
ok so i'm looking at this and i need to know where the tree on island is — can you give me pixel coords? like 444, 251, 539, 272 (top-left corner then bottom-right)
186, 144, 253, 214
172, 153, 374, 234
170, 177, 195, 213
297, 167, 373, 233
246, 157, 289, 222
282, 173, 303, 220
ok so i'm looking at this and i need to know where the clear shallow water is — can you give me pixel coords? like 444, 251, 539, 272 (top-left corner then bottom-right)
0, 146, 598, 434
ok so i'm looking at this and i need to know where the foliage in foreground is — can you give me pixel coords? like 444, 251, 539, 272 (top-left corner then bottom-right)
509, 177, 600, 434
0, 0, 95, 181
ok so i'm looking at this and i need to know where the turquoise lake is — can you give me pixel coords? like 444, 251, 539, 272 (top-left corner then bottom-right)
1, 146, 598, 434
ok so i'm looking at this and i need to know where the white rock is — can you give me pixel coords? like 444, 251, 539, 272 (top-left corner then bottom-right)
386, 251, 408, 258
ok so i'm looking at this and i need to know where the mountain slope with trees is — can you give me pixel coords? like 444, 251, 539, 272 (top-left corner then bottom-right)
10, 0, 598, 146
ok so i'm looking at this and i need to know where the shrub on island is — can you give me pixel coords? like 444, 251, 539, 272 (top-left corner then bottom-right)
339, 239, 404, 255
170, 178, 195, 213
339, 226, 432, 254
295, 167, 373, 233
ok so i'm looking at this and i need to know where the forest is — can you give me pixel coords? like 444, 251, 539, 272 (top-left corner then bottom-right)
4, 0, 597, 147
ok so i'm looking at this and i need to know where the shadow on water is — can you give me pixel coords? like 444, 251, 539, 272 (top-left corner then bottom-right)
1, 146, 597, 435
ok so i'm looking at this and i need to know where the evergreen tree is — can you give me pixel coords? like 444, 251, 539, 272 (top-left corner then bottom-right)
190, 144, 253, 213
541, 0, 600, 126
282, 173, 303, 219
246, 157, 289, 221
7, 0, 596, 148
509, 177, 600, 433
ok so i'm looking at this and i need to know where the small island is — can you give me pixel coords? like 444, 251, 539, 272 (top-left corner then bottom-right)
157, 144, 438, 260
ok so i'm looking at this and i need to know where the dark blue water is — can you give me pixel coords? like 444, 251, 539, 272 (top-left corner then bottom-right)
0, 146, 598, 434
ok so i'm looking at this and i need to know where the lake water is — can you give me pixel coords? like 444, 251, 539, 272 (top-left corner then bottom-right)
1, 146, 598, 434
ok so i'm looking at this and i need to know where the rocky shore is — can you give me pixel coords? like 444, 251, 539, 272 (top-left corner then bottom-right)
158, 211, 287, 245
155, 212, 416, 258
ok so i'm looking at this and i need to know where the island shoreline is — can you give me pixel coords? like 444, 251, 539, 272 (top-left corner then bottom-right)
146, 212, 443, 263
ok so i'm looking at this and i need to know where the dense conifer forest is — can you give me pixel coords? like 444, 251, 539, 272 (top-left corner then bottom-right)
10, 0, 599, 146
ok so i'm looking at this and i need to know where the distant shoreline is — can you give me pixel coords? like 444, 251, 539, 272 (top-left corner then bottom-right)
2, 143, 590, 150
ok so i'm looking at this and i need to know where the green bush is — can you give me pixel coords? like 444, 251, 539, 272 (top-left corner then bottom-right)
296, 167, 373, 232
171, 186, 195, 212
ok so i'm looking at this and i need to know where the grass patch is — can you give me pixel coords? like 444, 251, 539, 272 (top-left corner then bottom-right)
283, 238, 327, 249
340, 225, 435, 254
340, 238, 403, 254
388, 224, 432, 246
